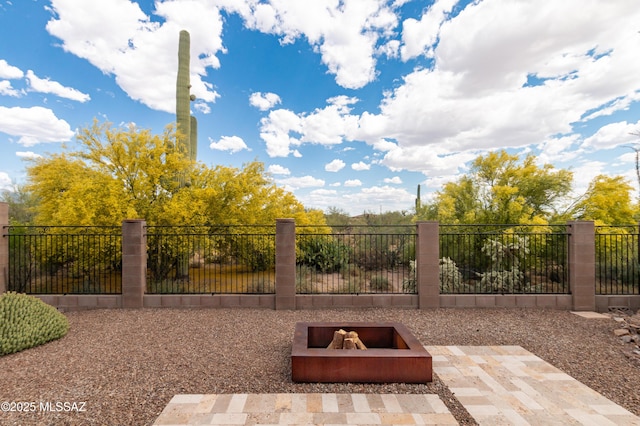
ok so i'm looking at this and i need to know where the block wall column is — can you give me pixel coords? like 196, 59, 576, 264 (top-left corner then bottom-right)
275, 218, 296, 310
122, 219, 146, 308
568, 221, 595, 311
416, 221, 440, 309
0, 202, 8, 295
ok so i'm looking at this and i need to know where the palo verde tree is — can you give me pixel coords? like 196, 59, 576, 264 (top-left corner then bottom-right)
419, 150, 573, 225
570, 175, 639, 225
25, 121, 325, 282
26, 120, 322, 226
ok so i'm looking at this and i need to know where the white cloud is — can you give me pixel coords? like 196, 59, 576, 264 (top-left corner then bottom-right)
0, 106, 75, 146
537, 135, 581, 164
0, 59, 24, 79
325, 159, 345, 172
277, 175, 325, 190
0, 172, 12, 191
303, 184, 415, 215
208, 135, 249, 153
239, 0, 398, 89
352, 0, 640, 174
259, 96, 359, 157
249, 92, 281, 111
377, 39, 400, 58
260, 109, 302, 157
351, 161, 370, 171
194, 101, 211, 114
570, 160, 607, 199
581, 120, 640, 151
384, 176, 402, 184
267, 164, 290, 175
344, 179, 362, 187
46, 0, 222, 113
16, 151, 42, 159
400, 0, 457, 61
26, 70, 90, 102
0, 80, 21, 97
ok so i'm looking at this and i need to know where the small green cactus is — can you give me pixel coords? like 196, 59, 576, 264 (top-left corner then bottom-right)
0, 292, 69, 356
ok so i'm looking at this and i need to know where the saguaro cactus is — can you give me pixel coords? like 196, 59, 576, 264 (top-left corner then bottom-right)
176, 29, 197, 162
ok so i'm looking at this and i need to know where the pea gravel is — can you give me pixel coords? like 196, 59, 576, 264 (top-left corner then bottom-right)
1, 307, 638, 425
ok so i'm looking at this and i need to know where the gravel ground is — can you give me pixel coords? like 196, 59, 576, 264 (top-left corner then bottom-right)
1, 307, 639, 425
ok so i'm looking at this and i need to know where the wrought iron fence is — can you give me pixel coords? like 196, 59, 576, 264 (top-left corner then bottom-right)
296, 225, 416, 294
439, 224, 569, 294
595, 226, 640, 295
6, 226, 122, 294
7, 222, 640, 297
145, 225, 276, 294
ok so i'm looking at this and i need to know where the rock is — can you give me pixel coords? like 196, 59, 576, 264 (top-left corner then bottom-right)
621, 335, 634, 343
614, 328, 630, 336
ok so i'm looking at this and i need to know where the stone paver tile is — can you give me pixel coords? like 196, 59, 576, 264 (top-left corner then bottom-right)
171, 394, 204, 404
350, 394, 371, 413
306, 393, 323, 413
195, 394, 217, 413
379, 412, 417, 424
274, 393, 292, 412
380, 394, 403, 413
345, 411, 382, 424
211, 394, 233, 413
322, 393, 340, 412
243, 394, 276, 413
227, 393, 248, 413
210, 412, 248, 424
365, 394, 386, 413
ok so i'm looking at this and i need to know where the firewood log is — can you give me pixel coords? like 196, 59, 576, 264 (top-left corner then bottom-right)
346, 330, 367, 350
343, 337, 357, 349
327, 329, 347, 349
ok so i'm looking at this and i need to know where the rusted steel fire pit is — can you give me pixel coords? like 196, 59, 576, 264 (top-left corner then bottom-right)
291, 322, 432, 383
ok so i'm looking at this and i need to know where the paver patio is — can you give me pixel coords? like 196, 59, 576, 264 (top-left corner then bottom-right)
154, 345, 640, 425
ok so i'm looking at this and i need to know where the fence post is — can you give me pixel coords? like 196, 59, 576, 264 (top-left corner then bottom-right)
122, 219, 146, 308
416, 221, 440, 309
0, 202, 8, 295
567, 220, 595, 311
275, 218, 296, 310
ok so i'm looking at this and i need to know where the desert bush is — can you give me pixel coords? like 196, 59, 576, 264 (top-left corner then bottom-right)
296, 265, 318, 293
370, 275, 391, 292
0, 292, 69, 356
440, 257, 464, 293
298, 235, 350, 273
479, 236, 529, 293
402, 260, 417, 293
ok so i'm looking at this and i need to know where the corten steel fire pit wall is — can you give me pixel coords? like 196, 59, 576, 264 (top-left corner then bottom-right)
291, 322, 432, 383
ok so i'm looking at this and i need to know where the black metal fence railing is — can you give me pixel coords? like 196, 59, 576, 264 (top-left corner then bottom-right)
595, 226, 640, 295
296, 225, 416, 294
439, 224, 569, 294
6, 226, 122, 294
6, 222, 640, 297
145, 225, 276, 294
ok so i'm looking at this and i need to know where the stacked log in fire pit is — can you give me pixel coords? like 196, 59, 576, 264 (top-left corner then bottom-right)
326, 329, 367, 350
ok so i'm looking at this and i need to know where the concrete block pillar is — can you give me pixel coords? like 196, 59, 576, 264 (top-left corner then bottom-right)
416, 221, 440, 309
0, 202, 8, 295
568, 221, 595, 311
122, 219, 146, 308
275, 218, 296, 310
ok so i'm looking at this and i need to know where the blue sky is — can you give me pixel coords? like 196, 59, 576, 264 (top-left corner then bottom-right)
0, 0, 639, 216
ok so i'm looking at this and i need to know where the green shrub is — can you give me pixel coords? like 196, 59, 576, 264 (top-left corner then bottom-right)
0, 292, 69, 356
440, 257, 464, 293
370, 275, 391, 292
298, 235, 350, 273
